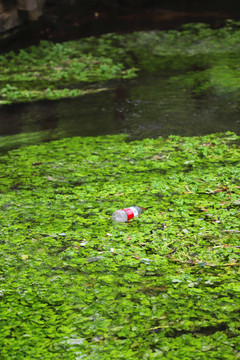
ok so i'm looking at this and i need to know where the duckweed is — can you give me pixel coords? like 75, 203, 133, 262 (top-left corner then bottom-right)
0, 132, 240, 358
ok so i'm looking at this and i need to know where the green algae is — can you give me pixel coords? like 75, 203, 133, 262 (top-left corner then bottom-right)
0, 132, 240, 358
0, 130, 60, 151
2, 21, 240, 104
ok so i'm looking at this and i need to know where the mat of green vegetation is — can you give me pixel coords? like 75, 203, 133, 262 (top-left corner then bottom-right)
2, 21, 240, 104
0, 132, 240, 359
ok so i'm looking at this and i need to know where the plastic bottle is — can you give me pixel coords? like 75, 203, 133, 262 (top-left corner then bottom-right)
112, 206, 144, 222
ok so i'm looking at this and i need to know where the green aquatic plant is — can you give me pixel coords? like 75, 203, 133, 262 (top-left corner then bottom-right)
2, 21, 240, 103
0, 45, 137, 104
0, 132, 240, 358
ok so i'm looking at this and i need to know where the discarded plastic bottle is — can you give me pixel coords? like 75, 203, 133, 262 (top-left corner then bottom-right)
112, 206, 144, 222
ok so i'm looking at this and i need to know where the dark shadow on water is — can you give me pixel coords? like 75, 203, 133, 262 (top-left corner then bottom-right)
0, 74, 240, 151
1, 5, 239, 54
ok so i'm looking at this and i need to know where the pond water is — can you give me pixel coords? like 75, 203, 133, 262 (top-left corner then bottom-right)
1, 71, 240, 151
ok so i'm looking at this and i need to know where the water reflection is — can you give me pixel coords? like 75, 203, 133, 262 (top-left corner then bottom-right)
0, 73, 240, 151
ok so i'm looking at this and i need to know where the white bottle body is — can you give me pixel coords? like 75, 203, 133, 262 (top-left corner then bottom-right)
112, 206, 143, 222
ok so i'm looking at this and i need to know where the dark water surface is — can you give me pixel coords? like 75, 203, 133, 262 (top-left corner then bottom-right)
1, 73, 240, 151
